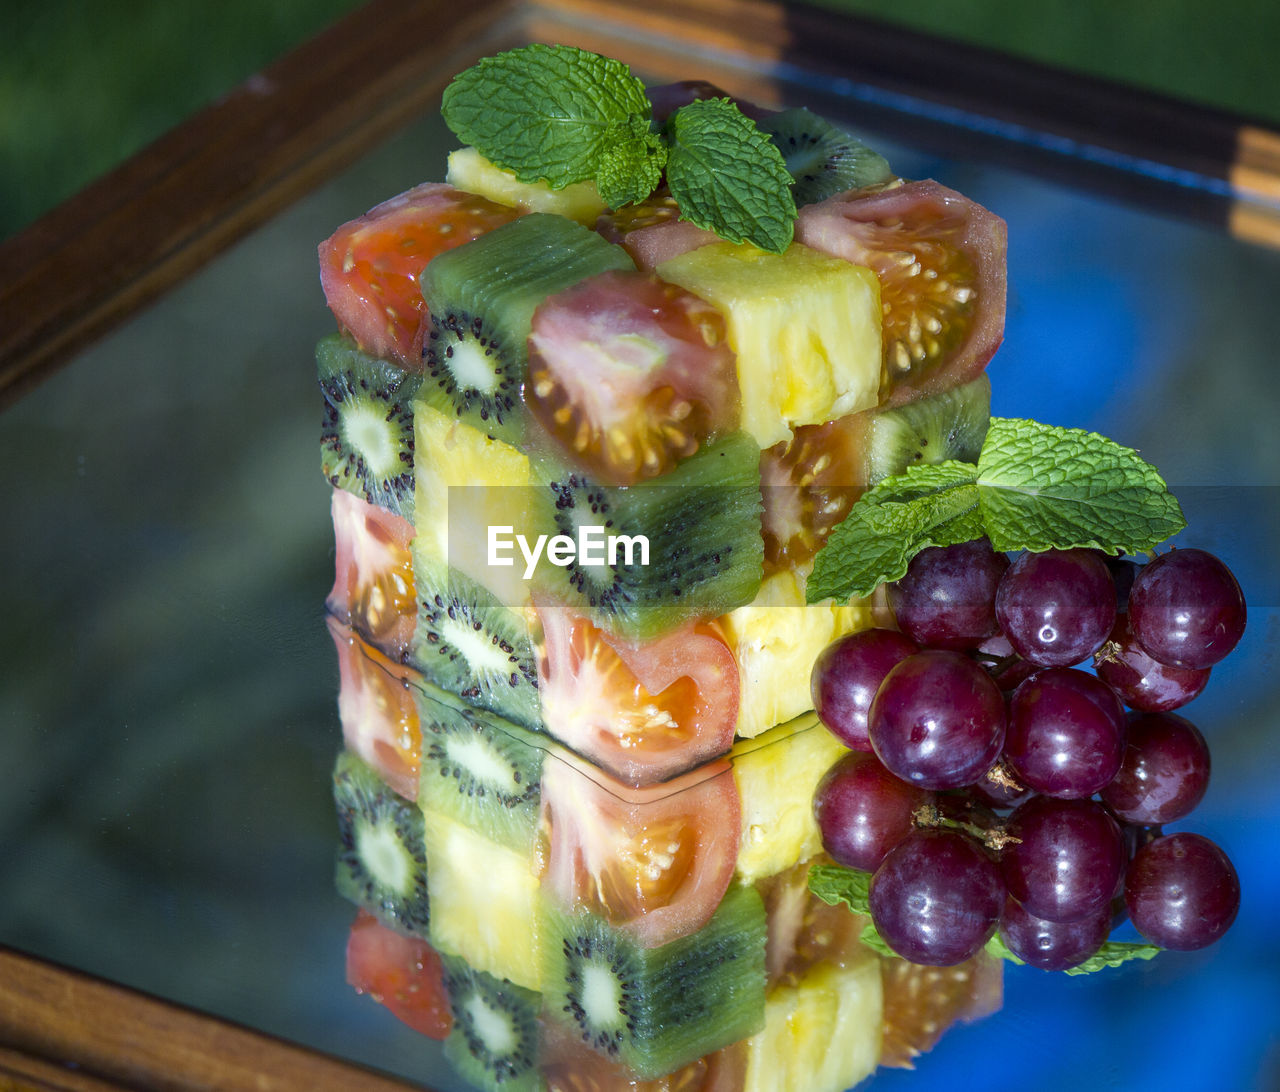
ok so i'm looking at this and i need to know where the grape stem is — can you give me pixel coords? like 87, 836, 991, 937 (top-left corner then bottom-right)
912, 803, 1022, 851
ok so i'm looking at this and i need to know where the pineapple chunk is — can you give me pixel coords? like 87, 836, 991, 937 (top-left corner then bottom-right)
742, 955, 883, 1092
656, 242, 882, 448
446, 147, 608, 225
422, 807, 544, 991
721, 567, 871, 739
731, 713, 848, 883
413, 400, 534, 606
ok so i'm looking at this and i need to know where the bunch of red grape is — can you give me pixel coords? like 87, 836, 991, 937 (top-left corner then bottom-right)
811, 541, 1245, 970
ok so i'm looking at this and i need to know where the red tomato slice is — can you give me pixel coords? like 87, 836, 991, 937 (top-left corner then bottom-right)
526, 269, 739, 484
318, 183, 522, 366
534, 603, 740, 786
328, 616, 422, 801
346, 909, 452, 1039
796, 179, 1007, 406
327, 488, 417, 663
540, 748, 741, 949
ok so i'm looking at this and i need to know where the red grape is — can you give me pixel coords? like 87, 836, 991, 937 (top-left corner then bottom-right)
999, 896, 1111, 971
1100, 711, 1211, 824
1127, 548, 1246, 669
1094, 614, 1210, 712
995, 548, 1117, 667
1125, 832, 1239, 950
811, 628, 919, 751
812, 751, 932, 872
887, 539, 1009, 649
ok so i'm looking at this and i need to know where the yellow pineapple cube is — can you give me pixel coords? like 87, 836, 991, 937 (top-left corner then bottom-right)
721, 567, 871, 739
732, 713, 849, 883
656, 242, 882, 448
422, 807, 543, 991
446, 147, 608, 226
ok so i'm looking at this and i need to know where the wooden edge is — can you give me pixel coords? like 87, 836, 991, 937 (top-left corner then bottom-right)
0, 0, 525, 409
0, 947, 426, 1092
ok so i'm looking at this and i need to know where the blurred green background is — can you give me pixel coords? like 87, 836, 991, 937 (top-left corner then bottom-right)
4, 0, 1280, 241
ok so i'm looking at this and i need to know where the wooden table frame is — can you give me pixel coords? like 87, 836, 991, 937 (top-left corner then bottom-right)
1, 0, 1277, 1086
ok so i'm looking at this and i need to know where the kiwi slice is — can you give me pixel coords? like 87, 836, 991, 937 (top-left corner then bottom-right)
541, 881, 767, 1080
318, 333, 421, 521
419, 213, 634, 444
758, 108, 894, 206
441, 957, 543, 1092
863, 373, 991, 485
412, 559, 542, 731
332, 749, 430, 937
416, 680, 545, 854
531, 431, 764, 642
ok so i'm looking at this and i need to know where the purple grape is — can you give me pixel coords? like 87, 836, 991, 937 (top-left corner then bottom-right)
869, 828, 1005, 965
811, 628, 919, 751
1005, 667, 1127, 798
1125, 832, 1240, 950
813, 751, 932, 872
999, 896, 1111, 971
1001, 796, 1126, 922
868, 650, 1007, 790
994, 548, 1117, 667
1094, 614, 1211, 712
1128, 548, 1246, 669
886, 539, 1009, 649
1100, 711, 1211, 824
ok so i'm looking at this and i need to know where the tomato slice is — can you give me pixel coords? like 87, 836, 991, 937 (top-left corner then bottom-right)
327, 488, 417, 663
328, 617, 422, 801
796, 179, 1007, 406
534, 603, 740, 786
595, 189, 719, 271
541, 747, 741, 949
526, 270, 739, 484
345, 909, 452, 1039
879, 948, 1003, 1068
318, 183, 522, 367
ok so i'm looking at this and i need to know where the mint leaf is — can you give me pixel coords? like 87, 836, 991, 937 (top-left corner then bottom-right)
441, 45, 649, 188
665, 98, 796, 253
595, 124, 667, 209
808, 862, 872, 913
1063, 940, 1162, 975
806, 418, 1185, 604
976, 418, 1186, 554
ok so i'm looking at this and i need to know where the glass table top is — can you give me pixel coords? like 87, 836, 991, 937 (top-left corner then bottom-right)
2, 5, 1277, 1090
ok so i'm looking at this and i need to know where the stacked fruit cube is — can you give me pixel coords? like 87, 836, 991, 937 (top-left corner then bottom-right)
318, 74, 1009, 1091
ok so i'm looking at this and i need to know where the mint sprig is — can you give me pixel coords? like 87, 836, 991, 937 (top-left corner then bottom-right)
440, 45, 795, 252
811, 862, 1163, 976
807, 417, 1186, 604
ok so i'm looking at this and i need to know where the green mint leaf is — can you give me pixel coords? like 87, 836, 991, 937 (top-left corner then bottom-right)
665, 98, 796, 253
808, 862, 872, 913
983, 931, 1026, 965
806, 462, 982, 603
976, 418, 1186, 553
595, 124, 667, 209
441, 45, 650, 188
1063, 940, 1162, 975
806, 417, 1185, 604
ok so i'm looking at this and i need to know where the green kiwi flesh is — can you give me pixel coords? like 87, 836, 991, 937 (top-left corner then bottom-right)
758, 108, 894, 206
333, 749, 430, 936
318, 333, 421, 520
540, 881, 767, 1079
532, 431, 764, 642
412, 560, 542, 731
419, 213, 635, 444
415, 680, 544, 854
863, 373, 991, 485
441, 957, 543, 1092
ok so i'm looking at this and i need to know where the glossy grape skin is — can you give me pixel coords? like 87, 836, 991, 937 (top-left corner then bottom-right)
1128, 548, 1247, 669
1005, 667, 1127, 798
868, 650, 1007, 790
999, 896, 1111, 971
995, 548, 1117, 667
869, 829, 1005, 966
813, 751, 932, 872
1100, 712, 1211, 824
811, 628, 919, 751
886, 539, 1009, 649
1001, 796, 1126, 923
1094, 614, 1211, 712
1125, 832, 1240, 950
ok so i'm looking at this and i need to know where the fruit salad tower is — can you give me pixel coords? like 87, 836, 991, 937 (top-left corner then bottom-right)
310, 43, 1106, 1091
